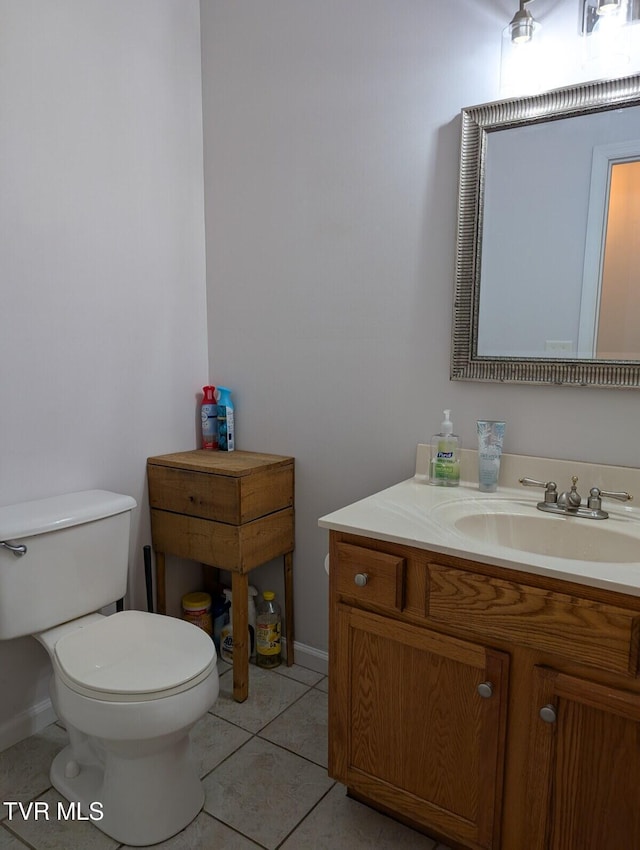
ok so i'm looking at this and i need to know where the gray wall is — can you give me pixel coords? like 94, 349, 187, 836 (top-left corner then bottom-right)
0, 0, 208, 746
200, 0, 640, 659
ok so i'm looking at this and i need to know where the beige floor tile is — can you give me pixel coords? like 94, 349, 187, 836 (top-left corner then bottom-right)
274, 663, 325, 687
212, 664, 309, 733
120, 811, 262, 850
0, 825, 31, 850
259, 688, 328, 768
314, 676, 328, 693
280, 783, 438, 850
190, 712, 252, 778
5, 789, 118, 850
202, 736, 333, 849
0, 725, 67, 808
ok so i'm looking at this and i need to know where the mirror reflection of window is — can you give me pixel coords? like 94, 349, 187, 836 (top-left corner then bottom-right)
597, 160, 640, 360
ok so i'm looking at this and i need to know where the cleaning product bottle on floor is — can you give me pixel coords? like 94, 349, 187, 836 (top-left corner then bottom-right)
216, 386, 235, 452
219, 588, 253, 662
219, 589, 234, 662
256, 591, 282, 668
212, 592, 230, 655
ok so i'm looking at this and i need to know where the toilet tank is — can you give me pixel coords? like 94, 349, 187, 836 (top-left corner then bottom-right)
0, 490, 136, 640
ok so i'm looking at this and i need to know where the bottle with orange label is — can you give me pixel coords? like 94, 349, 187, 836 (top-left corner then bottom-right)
201, 386, 218, 450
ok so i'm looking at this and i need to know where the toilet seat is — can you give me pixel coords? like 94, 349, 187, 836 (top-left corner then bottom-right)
53, 610, 216, 702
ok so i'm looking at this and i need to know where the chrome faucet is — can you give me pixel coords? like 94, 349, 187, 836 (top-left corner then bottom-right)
519, 475, 633, 520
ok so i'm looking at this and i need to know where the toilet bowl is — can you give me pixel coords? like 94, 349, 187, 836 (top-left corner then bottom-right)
0, 490, 220, 847
37, 610, 219, 847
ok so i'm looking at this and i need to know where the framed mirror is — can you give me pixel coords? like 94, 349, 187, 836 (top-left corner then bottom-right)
451, 74, 640, 387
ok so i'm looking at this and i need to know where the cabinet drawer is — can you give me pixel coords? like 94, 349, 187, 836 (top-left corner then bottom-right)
334, 543, 405, 613
147, 460, 293, 525
427, 563, 640, 676
150, 507, 294, 570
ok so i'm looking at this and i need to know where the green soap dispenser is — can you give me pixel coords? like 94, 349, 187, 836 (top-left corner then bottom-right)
429, 409, 461, 487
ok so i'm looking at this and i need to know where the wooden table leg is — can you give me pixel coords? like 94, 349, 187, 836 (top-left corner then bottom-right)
155, 551, 166, 615
231, 571, 249, 702
284, 550, 295, 666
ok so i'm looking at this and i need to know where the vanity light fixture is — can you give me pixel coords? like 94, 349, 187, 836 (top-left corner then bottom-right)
580, 0, 639, 34
500, 0, 546, 95
509, 0, 538, 44
597, 0, 622, 13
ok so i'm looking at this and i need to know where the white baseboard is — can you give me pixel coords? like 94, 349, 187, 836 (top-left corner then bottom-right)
288, 639, 328, 676
0, 697, 57, 752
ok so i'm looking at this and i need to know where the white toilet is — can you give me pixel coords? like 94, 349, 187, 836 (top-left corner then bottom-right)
0, 490, 219, 847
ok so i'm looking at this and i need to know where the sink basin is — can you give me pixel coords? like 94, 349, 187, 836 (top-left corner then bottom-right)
432, 499, 640, 563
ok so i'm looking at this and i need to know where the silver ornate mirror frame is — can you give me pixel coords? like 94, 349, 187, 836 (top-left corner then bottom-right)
451, 74, 640, 388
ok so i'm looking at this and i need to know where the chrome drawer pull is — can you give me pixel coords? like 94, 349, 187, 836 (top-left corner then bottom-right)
477, 681, 493, 699
354, 573, 369, 587
539, 704, 557, 724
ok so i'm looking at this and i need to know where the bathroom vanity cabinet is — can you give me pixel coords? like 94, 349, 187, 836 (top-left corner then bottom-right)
328, 531, 640, 850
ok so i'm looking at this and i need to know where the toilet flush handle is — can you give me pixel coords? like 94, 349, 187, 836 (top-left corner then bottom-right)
0, 540, 27, 557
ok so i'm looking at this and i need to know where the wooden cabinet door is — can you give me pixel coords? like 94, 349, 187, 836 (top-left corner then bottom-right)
527, 666, 640, 850
330, 605, 509, 850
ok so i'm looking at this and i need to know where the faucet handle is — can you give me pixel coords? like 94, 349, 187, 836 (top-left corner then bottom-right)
519, 477, 558, 504
519, 477, 553, 488
587, 487, 633, 510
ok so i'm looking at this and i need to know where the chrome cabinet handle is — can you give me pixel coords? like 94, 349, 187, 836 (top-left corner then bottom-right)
1, 540, 27, 557
477, 681, 493, 699
354, 573, 369, 587
539, 704, 557, 723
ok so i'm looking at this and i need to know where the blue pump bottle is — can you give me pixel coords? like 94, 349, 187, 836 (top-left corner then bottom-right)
216, 387, 235, 452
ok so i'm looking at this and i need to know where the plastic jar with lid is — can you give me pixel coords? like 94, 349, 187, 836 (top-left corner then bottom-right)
182, 591, 212, 636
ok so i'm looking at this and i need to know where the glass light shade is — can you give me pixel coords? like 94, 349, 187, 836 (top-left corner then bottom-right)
500, 20, 546, 96
582, 3, 631, 75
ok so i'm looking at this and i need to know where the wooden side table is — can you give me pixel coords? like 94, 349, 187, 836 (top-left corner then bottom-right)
147, 449, 295, 702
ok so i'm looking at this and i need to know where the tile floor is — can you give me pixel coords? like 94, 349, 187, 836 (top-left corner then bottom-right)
0, 660, 452, 850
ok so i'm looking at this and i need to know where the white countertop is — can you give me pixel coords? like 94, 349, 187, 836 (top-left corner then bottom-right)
319, 450, 640, 598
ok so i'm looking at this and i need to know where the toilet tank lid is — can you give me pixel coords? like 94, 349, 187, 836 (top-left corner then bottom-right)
0, 490, 137, 540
